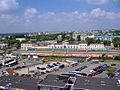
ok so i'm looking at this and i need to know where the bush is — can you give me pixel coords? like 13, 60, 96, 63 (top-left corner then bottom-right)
114, 56, 120, 60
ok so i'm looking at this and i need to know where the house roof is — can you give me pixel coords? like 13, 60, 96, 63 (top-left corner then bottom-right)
73, 77, 120, 90
39, 74, 69, 88
0, 76, 38, 90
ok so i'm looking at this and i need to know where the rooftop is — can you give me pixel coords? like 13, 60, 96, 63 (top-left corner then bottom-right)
0, 76, 38, 90
39, 74, 69, 88
73, 77, 120, 90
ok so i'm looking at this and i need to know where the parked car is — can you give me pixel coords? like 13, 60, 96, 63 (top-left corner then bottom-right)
111, 64, 116, 66
77, 73, 87, 76
107, 73, 115, 78
53, 63, 58, 66
47, 64, 54, 68
41, 72, 45, 74
37, 67, 46, 70
59, 64, 65, 68
69, 71, 80, 74
75, 66, 87, 71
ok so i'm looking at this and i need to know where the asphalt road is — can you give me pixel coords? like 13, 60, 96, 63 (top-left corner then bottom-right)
39, 61, 120, 79
39, 61, 92, 79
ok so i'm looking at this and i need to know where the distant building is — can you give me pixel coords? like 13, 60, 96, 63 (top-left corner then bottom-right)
0, 42, 7, 49
95, 36, 120, 41
72, 33, 80, 40
21, 43, 33, 50
80, 35, 87, 41
37, 40, 57, 46
80, 35, 95, 41
89, 44, 105, 50
16, 38, 26, 42
57, 35, 63, 41
21, 43, 49, 50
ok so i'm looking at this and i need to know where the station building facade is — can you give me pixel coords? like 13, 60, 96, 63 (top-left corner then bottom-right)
21, 43, 106, 51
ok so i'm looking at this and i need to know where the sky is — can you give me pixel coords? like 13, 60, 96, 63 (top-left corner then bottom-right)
0, 0, 120, 33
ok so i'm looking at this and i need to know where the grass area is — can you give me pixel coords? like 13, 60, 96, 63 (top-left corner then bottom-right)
105, 60, 120, 63
106, 67, 116, 74
43, 57, 66, 63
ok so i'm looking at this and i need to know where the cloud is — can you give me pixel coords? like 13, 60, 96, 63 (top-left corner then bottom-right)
90, 8, 106, 17
0, 7, 120, 33
24, 8, 38, 18
0, 0, 19, 13
86, 0, 108, 5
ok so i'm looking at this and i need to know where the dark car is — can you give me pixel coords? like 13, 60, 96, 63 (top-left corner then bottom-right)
41, 72, 45, 74
93, 66, 102, 71
47, 64, 54, 68
77, 73, 87, 76
59, 64, 65, 68
75, 66, 87, 71
88, 74, 92, 77
107, 73, 115, 78
53, 63, 58, 66
111, 64, 116, 66
37, 67, 46, 70
117, 69, 120, 73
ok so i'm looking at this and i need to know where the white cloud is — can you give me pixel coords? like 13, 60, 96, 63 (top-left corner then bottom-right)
86, 0, 108, 5
24, 8, 38, 18
106, 12, 120, 19
0, 0, 19, 13
0, 7, 120, 33
90, 8, 106, 17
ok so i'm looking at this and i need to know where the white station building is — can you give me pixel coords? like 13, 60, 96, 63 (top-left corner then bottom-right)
21, 43, 105, 51
48, 44, 105, 50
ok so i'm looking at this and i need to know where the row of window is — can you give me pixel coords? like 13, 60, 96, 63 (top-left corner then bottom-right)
51, 45, 104, 49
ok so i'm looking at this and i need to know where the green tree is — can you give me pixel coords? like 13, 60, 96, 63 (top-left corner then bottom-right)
85, 37, 94, 45
112, 38, 120, 48
114, 56, 120, 60
77, 35, 81, 41
103, 40, 111, 46
95, 39, 102, 44
4, 40, 21, 49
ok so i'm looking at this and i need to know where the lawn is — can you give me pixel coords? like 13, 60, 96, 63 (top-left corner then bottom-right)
43, 57, 66, 63
105, 60, 120, 63
106, 67, 116, 74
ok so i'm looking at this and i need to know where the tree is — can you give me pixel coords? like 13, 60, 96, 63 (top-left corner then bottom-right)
4, 40, 21, 49
85, 37, 94, 45
95, 39, 102, 44
77, 35, 81, 41
103, 40, 111, 46
114, 56, 120, 60
21, 40, 29, 43
112, 38, 120, 48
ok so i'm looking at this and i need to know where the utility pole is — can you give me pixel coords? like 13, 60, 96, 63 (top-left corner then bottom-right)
28, 66, 29, 75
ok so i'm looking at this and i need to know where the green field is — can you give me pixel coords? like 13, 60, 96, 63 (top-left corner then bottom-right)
105, 60, 120, 63
43, 57, 66, 63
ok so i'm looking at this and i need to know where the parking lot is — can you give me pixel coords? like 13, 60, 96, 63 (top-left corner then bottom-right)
1, 58, 120, 79
39, 60, 120, 79
14, 61, 69, 76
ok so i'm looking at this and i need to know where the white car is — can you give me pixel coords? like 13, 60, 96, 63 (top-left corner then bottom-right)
69, 71, 80, 74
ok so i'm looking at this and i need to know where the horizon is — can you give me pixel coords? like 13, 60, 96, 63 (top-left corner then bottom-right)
0, 0, 120, 33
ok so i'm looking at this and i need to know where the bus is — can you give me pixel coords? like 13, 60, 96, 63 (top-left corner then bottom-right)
1, 58, 18, 67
